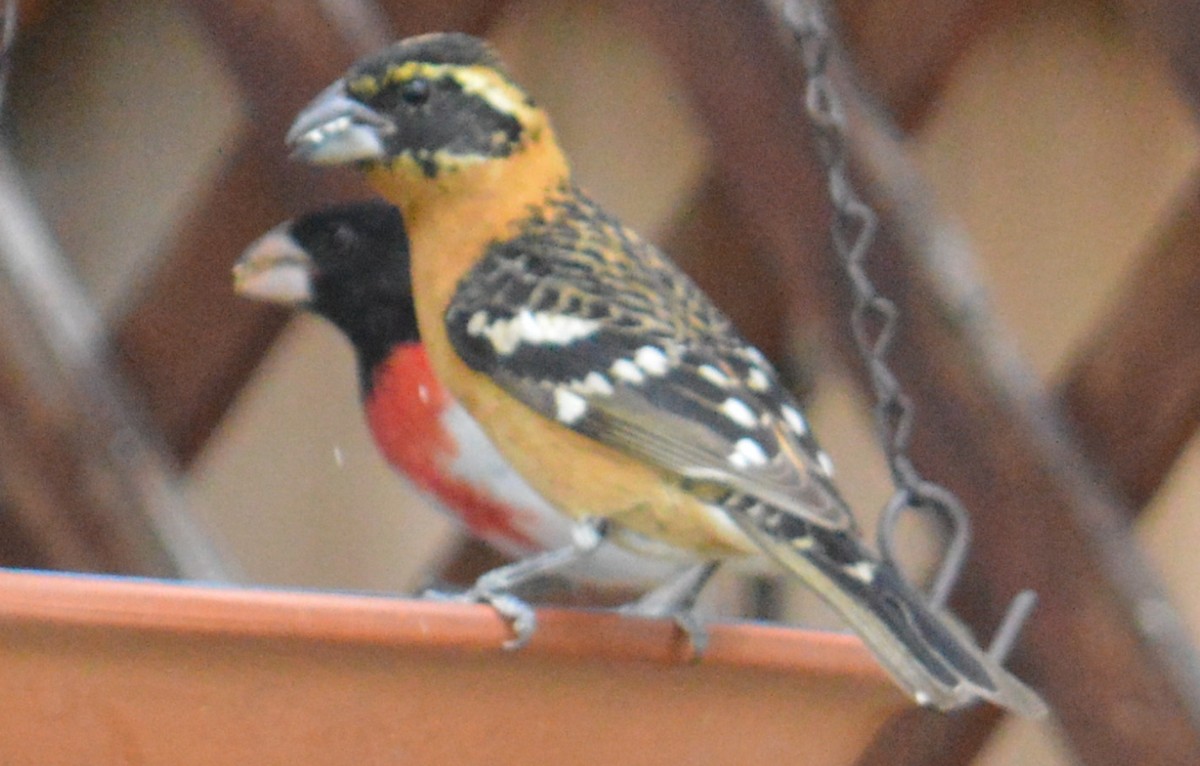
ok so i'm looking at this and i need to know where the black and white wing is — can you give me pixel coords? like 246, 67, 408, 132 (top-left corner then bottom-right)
445, 185, 853, 532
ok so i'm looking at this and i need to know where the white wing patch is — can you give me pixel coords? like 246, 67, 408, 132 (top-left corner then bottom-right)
746, 367, 771, 392
817, 450, 836, 477
468, 309, 601, 355
634, 345, 670, 376
780, 404, 808, 436
720, 397, 758, 429
554, 388, 588, 424
575, 371, 614, 397
610, 358, 646, 384
790, 534, 815, 550
742, 347, 770, 367
843, 560, 877, 583
729, 437, 769, 469
698, 364, 735, 389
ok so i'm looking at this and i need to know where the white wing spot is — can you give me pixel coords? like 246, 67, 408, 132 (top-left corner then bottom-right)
844, 560, 877, 583
469, 309, 600, 356
728, 437, 769, 469
576, 371, 614, 397
467, 312, 519, 354
554, 388, 588, 424
746, 367, 770, 392
489, 318, 524, 355
467, 311, 488, 335
526, 310, 601, 345
743, 347, 769, 366
720, 397, 758, 429
516, 309, 540, 340
611, 358, 646, 384
634, 346, 670, 376
698, 364, 734, 389
790, 534, 815, 550
817, 451, 836, 477
781, 404, 808, 436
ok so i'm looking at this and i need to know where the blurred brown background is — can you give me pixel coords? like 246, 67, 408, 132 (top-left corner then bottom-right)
2, 0, 1199, 764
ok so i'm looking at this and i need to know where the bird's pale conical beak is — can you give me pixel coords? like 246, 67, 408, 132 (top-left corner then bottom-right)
233, 225, 316, 305
287, 79, 395, 165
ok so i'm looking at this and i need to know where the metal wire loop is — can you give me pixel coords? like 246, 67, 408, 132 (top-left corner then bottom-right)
877, 483, 971, 610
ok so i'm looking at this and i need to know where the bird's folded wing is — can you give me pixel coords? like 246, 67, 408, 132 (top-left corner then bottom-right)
445, 187, 853, 531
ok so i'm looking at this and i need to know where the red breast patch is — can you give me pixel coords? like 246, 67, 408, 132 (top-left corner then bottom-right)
363, 343, 537, 551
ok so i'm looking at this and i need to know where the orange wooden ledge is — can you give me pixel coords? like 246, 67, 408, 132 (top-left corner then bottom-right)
0, 568, 909, 764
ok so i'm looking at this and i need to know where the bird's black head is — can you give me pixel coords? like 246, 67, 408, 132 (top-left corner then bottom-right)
235, 201, 418, 388
288, 32, 544, 178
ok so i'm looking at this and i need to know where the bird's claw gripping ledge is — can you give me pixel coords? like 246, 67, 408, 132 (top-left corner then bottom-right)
421, 585, 539, 649
421, 517, 610, 650
620, 561, 719, 657
619, 598, 710, 657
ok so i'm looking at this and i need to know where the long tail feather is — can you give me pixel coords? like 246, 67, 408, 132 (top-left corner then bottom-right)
727, 501, 1047, 717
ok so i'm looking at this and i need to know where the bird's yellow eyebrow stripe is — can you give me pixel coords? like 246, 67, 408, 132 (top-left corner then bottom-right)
349, 61, 537, 124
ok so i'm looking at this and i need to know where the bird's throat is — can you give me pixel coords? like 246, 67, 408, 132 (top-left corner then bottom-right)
370, 133, 570, 389
370, 132, 568, 252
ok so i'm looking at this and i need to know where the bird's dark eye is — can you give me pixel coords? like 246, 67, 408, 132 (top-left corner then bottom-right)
331, 223, 356, 252
400, 78, 431, 106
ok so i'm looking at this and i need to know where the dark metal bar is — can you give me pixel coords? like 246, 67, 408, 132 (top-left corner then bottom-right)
836, 0, 1010, 130
0, 147, 226, 578
1117, 0, 1200, 116
112, 129, 353, 463
1058, 172, 1200, 513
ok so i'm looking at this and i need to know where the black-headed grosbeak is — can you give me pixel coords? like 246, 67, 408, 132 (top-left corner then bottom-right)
284, 33, 1045, 715
233, 202, 713, 645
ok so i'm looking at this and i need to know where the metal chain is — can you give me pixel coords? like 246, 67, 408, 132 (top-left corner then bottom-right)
780, 0, 970, 609
779, 1, 1038, 661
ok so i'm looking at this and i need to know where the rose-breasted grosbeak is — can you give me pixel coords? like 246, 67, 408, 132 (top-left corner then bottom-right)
234, 202, 714, 644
